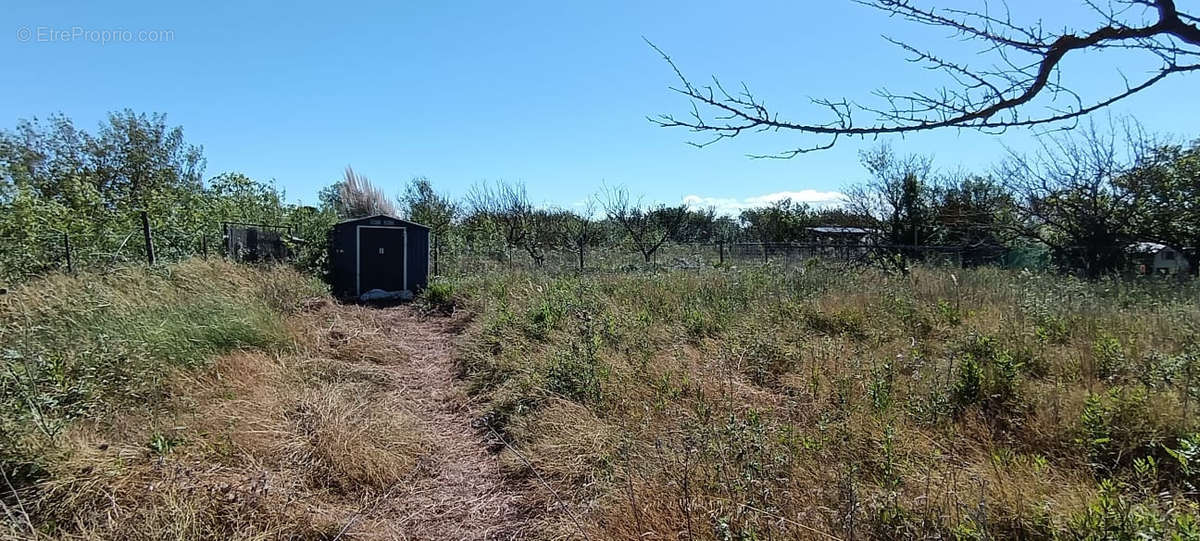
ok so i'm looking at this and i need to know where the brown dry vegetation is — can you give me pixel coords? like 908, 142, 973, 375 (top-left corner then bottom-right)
6, 259, 1200, 540
1, 260, 527, 540
454, 265, 1200, 539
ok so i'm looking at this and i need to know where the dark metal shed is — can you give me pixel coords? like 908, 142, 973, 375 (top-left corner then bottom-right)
328, 214, 430, 298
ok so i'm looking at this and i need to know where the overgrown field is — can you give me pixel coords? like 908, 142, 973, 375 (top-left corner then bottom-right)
0, 261, 435, 539
454, 265, 1200, 539
6, 259, 1200, 539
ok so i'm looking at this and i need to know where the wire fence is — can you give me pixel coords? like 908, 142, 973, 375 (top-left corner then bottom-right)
9, 220, 1183, 292
0, 214, 296, 286
434, 241, 994, 278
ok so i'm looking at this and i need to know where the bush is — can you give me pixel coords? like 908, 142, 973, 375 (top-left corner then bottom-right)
1069, 479, 1200, 539
953, 354, 984, 411
1093, 333, 1128, 381
421, 277, 458, 313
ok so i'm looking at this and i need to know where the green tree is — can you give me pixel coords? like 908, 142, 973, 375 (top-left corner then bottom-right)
87, 110, 205, 212
1121, 141, 1200, 274
739, 199, 813, 243
0, 110, 338, 282
931, 175, 1015, 267
845, 144, 937, 272
399, 177, 457, 237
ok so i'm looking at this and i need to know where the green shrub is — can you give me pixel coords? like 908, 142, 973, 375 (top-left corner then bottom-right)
544, 350, 607, 404
1077, 387, 1186, 477
1093, 333, 1128, 381
1068, 479, 1200, 540
802, 307, 866, 338
421, 277, 458, 312
683, 307, 723, 339
1164, 433, 1200, 491
936, 298, 963, 327
1080, 392, 1118, 473
953, 354, 984, 411
868, 360, 895, 412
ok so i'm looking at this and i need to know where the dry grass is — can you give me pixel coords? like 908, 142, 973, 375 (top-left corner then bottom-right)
7, 259, 1198, 539
456, 264, 1200, 539
1, 260, 439, 539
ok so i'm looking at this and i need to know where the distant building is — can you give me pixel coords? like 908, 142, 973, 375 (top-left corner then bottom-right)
1128, 242, 1191, 276
806, 226, 877, 245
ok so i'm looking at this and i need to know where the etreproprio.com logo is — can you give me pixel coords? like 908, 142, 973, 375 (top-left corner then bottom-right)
16, 26, 174, 44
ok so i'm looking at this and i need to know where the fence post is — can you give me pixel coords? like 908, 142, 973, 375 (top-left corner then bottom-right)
761, 242, 768, 264
141, 211, 156, 266
433, 233, 440, 276
719, 242, 725, 265
201, 235, 208, 260
63, 232, 73, 273
578, 242, 584, 272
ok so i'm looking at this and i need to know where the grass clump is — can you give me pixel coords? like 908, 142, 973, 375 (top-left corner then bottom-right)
420, 276, 459, 313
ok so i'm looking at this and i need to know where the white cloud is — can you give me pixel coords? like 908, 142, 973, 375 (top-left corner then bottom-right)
682, 190, 845, 215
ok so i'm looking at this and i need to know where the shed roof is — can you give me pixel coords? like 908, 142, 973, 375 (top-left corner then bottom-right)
1128, 241, 1175, 254
334, 214, 431, 230
807, 226, 876, 235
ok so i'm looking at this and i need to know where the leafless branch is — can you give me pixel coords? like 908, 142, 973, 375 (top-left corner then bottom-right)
651, 0, 1200, 157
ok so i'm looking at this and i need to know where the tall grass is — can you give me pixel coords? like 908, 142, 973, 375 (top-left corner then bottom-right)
1, 261, 323, 473
0, 260, 411, 539
455, 265, 1200, 539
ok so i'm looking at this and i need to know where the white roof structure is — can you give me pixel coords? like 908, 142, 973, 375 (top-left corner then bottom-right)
807, 226, 876, 235
1128, 242, 1169, 254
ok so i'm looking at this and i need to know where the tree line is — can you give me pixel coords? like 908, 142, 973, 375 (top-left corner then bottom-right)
2, 111, 1197, 284
371, 122, 1200, 279
0, 111, 336, 282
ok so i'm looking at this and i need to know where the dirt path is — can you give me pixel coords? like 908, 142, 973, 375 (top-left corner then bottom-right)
336, 305, 530, 540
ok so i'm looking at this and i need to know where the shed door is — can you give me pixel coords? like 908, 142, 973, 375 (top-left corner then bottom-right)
357, 226, 407, 295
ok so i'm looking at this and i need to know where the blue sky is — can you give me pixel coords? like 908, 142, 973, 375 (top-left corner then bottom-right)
4, 1, 1197, 213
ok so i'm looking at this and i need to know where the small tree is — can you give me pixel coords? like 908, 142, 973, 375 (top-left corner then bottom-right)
399, 177, 458, 270
930, 174, 1015, 267
563, 201, 600, 271
844, 144, 937, 273
672, 207, 719, 243
399, 177, 457, 235
739, 198, 813, 243
599, 185, 687, 264
465, 180, 563, 266
524, 209, 569, 267
466, 180, 526, 253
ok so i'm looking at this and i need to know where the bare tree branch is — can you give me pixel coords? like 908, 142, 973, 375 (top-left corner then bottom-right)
650, 0, 1200, 157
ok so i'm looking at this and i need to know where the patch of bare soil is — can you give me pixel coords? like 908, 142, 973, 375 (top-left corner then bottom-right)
326, 304, 531, 540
